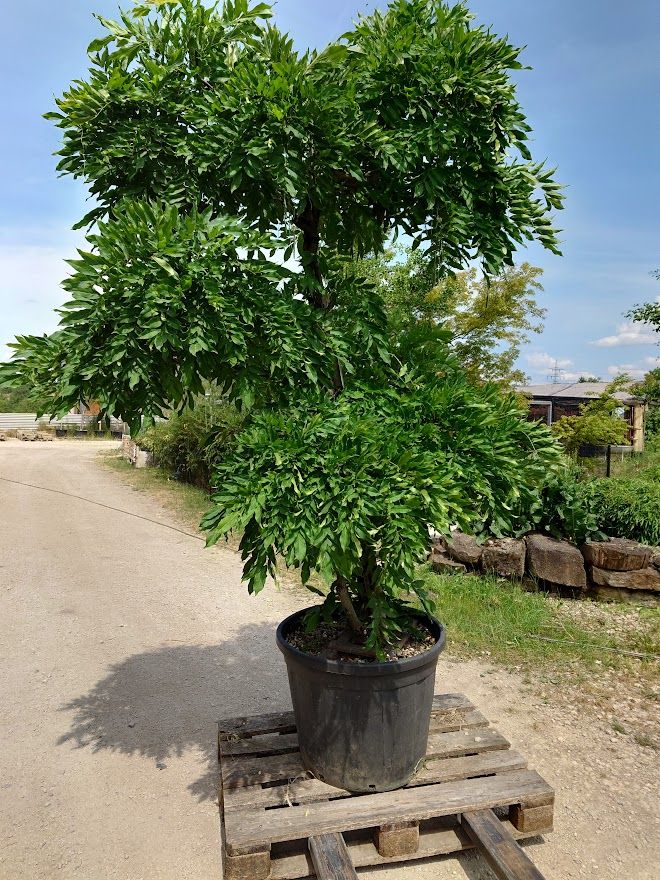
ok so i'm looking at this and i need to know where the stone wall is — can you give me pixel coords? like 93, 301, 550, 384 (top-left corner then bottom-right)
121, 435, 153, 469
430, 532, 659, 605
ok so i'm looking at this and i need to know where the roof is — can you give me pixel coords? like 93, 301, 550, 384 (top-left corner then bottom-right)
518, 382, 638, 404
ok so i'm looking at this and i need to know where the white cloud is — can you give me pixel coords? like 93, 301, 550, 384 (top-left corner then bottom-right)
606, 363, 647, 379
525, 352, 601, 383
591, 321, 657, 347
526, 352, 573, 370
605, 356, 660, 379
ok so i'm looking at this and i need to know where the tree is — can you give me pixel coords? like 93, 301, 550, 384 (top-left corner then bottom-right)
1, 0, 564, 649
0, 383, 47, 413
632, 367, 660, 439
355, 249, 545, 384
551, 377, 630, 454
626, 269, 660, 332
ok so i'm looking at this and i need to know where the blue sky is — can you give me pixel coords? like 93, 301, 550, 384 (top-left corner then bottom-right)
1, 0, 658, 381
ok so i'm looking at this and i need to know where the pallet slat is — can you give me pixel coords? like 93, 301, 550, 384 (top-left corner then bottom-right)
221, 726, 509, 790
462, 809, 547, 880
308, 834, 358, 880
225, 770, 554, 852
223, 749, 528, 812
268, 818, 552, 880
218, 693, 474, 743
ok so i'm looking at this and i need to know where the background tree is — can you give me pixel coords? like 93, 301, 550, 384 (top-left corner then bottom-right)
0, 384, 47, 413
356, 248, 545, 384
626, 269, 660, 332
0, 0, 564, 648
551, 376, 630, 454
632, 367, 660, 440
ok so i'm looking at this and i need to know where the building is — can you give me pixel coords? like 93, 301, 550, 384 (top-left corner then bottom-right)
518, 381, 646, 452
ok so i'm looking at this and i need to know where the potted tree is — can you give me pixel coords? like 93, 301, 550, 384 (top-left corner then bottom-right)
0, 0, 563, 791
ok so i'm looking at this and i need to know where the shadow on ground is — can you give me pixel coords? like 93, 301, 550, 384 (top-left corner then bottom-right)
57, 622, 291, 802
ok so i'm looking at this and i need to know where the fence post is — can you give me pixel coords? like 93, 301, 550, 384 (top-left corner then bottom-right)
606, 444, 612, 477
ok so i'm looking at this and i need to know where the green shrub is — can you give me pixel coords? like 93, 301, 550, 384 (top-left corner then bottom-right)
139, 399, 244, 488
583, 477, 660, 545
202, 366, 563, 650
511, 464, 601, 543
645, 406, 660, 440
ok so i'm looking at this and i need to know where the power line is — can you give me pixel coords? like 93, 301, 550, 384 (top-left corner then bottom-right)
0, 475, 205, 542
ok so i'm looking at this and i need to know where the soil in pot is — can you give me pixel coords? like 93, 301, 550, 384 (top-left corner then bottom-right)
277, 608, 446, 793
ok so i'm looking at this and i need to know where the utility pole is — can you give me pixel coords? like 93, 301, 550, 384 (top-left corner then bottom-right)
547, 361, 563, 384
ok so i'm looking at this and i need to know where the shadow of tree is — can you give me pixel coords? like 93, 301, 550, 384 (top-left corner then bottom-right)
57, 621, 292, 802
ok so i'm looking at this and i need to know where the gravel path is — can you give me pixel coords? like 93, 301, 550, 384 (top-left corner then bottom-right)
0, 441, 658, 880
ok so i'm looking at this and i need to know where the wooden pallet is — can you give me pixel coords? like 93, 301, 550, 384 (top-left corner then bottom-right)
218, 693, 554, 879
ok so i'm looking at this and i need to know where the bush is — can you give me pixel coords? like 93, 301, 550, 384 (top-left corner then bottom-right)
511, 464, 601, 543
645, 406, 660, 440
139, 399, 244, 489
202, 366, 563, 650
583, 477, 660, 546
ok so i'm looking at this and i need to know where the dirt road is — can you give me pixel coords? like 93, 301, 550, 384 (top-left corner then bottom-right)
0, 441, 658, 880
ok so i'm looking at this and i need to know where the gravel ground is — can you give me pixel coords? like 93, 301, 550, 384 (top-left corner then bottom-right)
0, 440, 658, 880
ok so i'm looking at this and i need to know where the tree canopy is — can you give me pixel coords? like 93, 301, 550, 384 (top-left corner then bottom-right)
2, 0, 562, 427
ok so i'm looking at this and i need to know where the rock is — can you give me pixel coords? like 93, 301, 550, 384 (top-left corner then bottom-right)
481, 538, 525, 578
589, 566, 660, 592
526, 534, 587, 589
429, 547, 467, 575
582, 538, 652, 572
651, 552, 660, 571
445, 531, 483, 567
134, 449, 153, 469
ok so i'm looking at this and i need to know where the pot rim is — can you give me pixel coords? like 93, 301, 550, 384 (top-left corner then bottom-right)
276, 606, 446, 677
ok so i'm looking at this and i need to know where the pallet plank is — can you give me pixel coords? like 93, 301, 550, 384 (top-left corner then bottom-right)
221, 751, 306, 789
428, 708, 489, 733
225, 770, 554, 852
223, 749, 528, 812
308, 834, 358, 880
221, 726, 509, 792
220, 732, 299, 757
462, 809, 547, 880
426, 727, 509, 758
218, 693, 474, 744
219, 710, 297, 741
269, 819, 552, 880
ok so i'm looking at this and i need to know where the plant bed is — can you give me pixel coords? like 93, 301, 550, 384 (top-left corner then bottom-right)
277, 608, 445, 792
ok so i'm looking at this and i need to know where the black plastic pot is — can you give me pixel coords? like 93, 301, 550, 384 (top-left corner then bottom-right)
276, 608, 446, 793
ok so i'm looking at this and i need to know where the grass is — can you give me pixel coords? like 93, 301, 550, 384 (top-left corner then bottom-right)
421, 567, 660, 674
101, 451, 212, 528
607, 437, 660, 480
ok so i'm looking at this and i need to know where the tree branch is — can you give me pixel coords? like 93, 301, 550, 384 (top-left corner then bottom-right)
335, 576, 362, 635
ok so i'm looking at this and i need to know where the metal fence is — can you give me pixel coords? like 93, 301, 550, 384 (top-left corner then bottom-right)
0, 413, 127, 433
